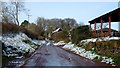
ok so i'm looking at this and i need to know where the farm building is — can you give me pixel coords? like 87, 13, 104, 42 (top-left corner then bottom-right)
89, 8, 120, 37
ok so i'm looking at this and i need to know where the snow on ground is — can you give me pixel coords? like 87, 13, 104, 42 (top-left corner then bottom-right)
0, 33, 46, 58
109, 37, 120, 40
62, 42, 114, 65
32, 40, 46, 46
53, 41, 66, 46
81, 37, 120, 43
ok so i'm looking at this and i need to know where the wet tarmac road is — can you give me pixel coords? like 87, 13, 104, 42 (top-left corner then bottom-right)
21, 45, 112, 67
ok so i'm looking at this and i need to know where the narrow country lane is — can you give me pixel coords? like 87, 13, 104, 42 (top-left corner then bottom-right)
21, 44, 112, 67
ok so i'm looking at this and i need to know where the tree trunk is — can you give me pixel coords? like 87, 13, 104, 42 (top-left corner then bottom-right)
16, 3, 19, 26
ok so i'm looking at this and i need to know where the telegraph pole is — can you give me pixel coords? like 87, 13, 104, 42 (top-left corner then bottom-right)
27, 14, 31, 22
26, 9, 31, 22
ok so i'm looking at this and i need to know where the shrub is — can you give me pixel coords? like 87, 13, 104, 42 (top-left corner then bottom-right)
2, 56, 16, 63
71, 25, 92, 44
113, 56, 120, 65
91, 48, 98, 54
25, 23, 41, 36
23, 40, 32, 44
2, 23, 42, 39
21, 20, 29, 27
52, 29, 70, 42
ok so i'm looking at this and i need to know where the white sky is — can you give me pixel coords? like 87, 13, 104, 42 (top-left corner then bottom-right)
1, 0, 119, 31
18, 2, 119, 31
2, 0, 120, 2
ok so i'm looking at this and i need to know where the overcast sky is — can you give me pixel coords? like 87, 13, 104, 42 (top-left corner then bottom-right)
19, 2, 119, 30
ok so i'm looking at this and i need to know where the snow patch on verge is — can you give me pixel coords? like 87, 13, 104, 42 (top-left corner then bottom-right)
81, 37, 120, 43
0, 33, 45, 58
62, 42, 114, 65
53, 41, 66, 46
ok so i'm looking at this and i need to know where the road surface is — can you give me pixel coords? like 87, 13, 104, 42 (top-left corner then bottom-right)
21, 44, 112, 67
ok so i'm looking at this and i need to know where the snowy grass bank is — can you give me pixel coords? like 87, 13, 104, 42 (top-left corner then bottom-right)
54, 41, 115, 65
0, 33, 46, 59
53, 41, 66, 46
81, 37, 120, 43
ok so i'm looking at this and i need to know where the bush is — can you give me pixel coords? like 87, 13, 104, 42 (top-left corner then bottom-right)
52, 29, 70, 42
2, 23, 42, 39
25, 23, 42, 36
21, 20, 29, 27
113, 56, 120, 65
2, 23, 20, 33
80, 39, 120, 59
2, 56, 16, 63
71, 25, 92, 44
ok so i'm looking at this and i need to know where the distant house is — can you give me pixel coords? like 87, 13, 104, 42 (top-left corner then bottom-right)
52, 28, 62, 34
96, 28, 119, 37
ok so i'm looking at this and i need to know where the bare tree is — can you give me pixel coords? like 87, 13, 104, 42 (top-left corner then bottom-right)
1, 2, 14, 23
36, 17, 46, 30
36, 17, 78, 32
0, 1, 2, 22
1, 0, 25, 25
10, 0, 24, 25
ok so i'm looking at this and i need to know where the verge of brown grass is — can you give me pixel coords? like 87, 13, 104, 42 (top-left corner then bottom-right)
2, 23, 44, 40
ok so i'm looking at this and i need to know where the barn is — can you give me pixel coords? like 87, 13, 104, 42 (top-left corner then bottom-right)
89, 8, 120, 37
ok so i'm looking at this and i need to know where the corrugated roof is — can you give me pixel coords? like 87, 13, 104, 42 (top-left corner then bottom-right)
89, 8, 120, 24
